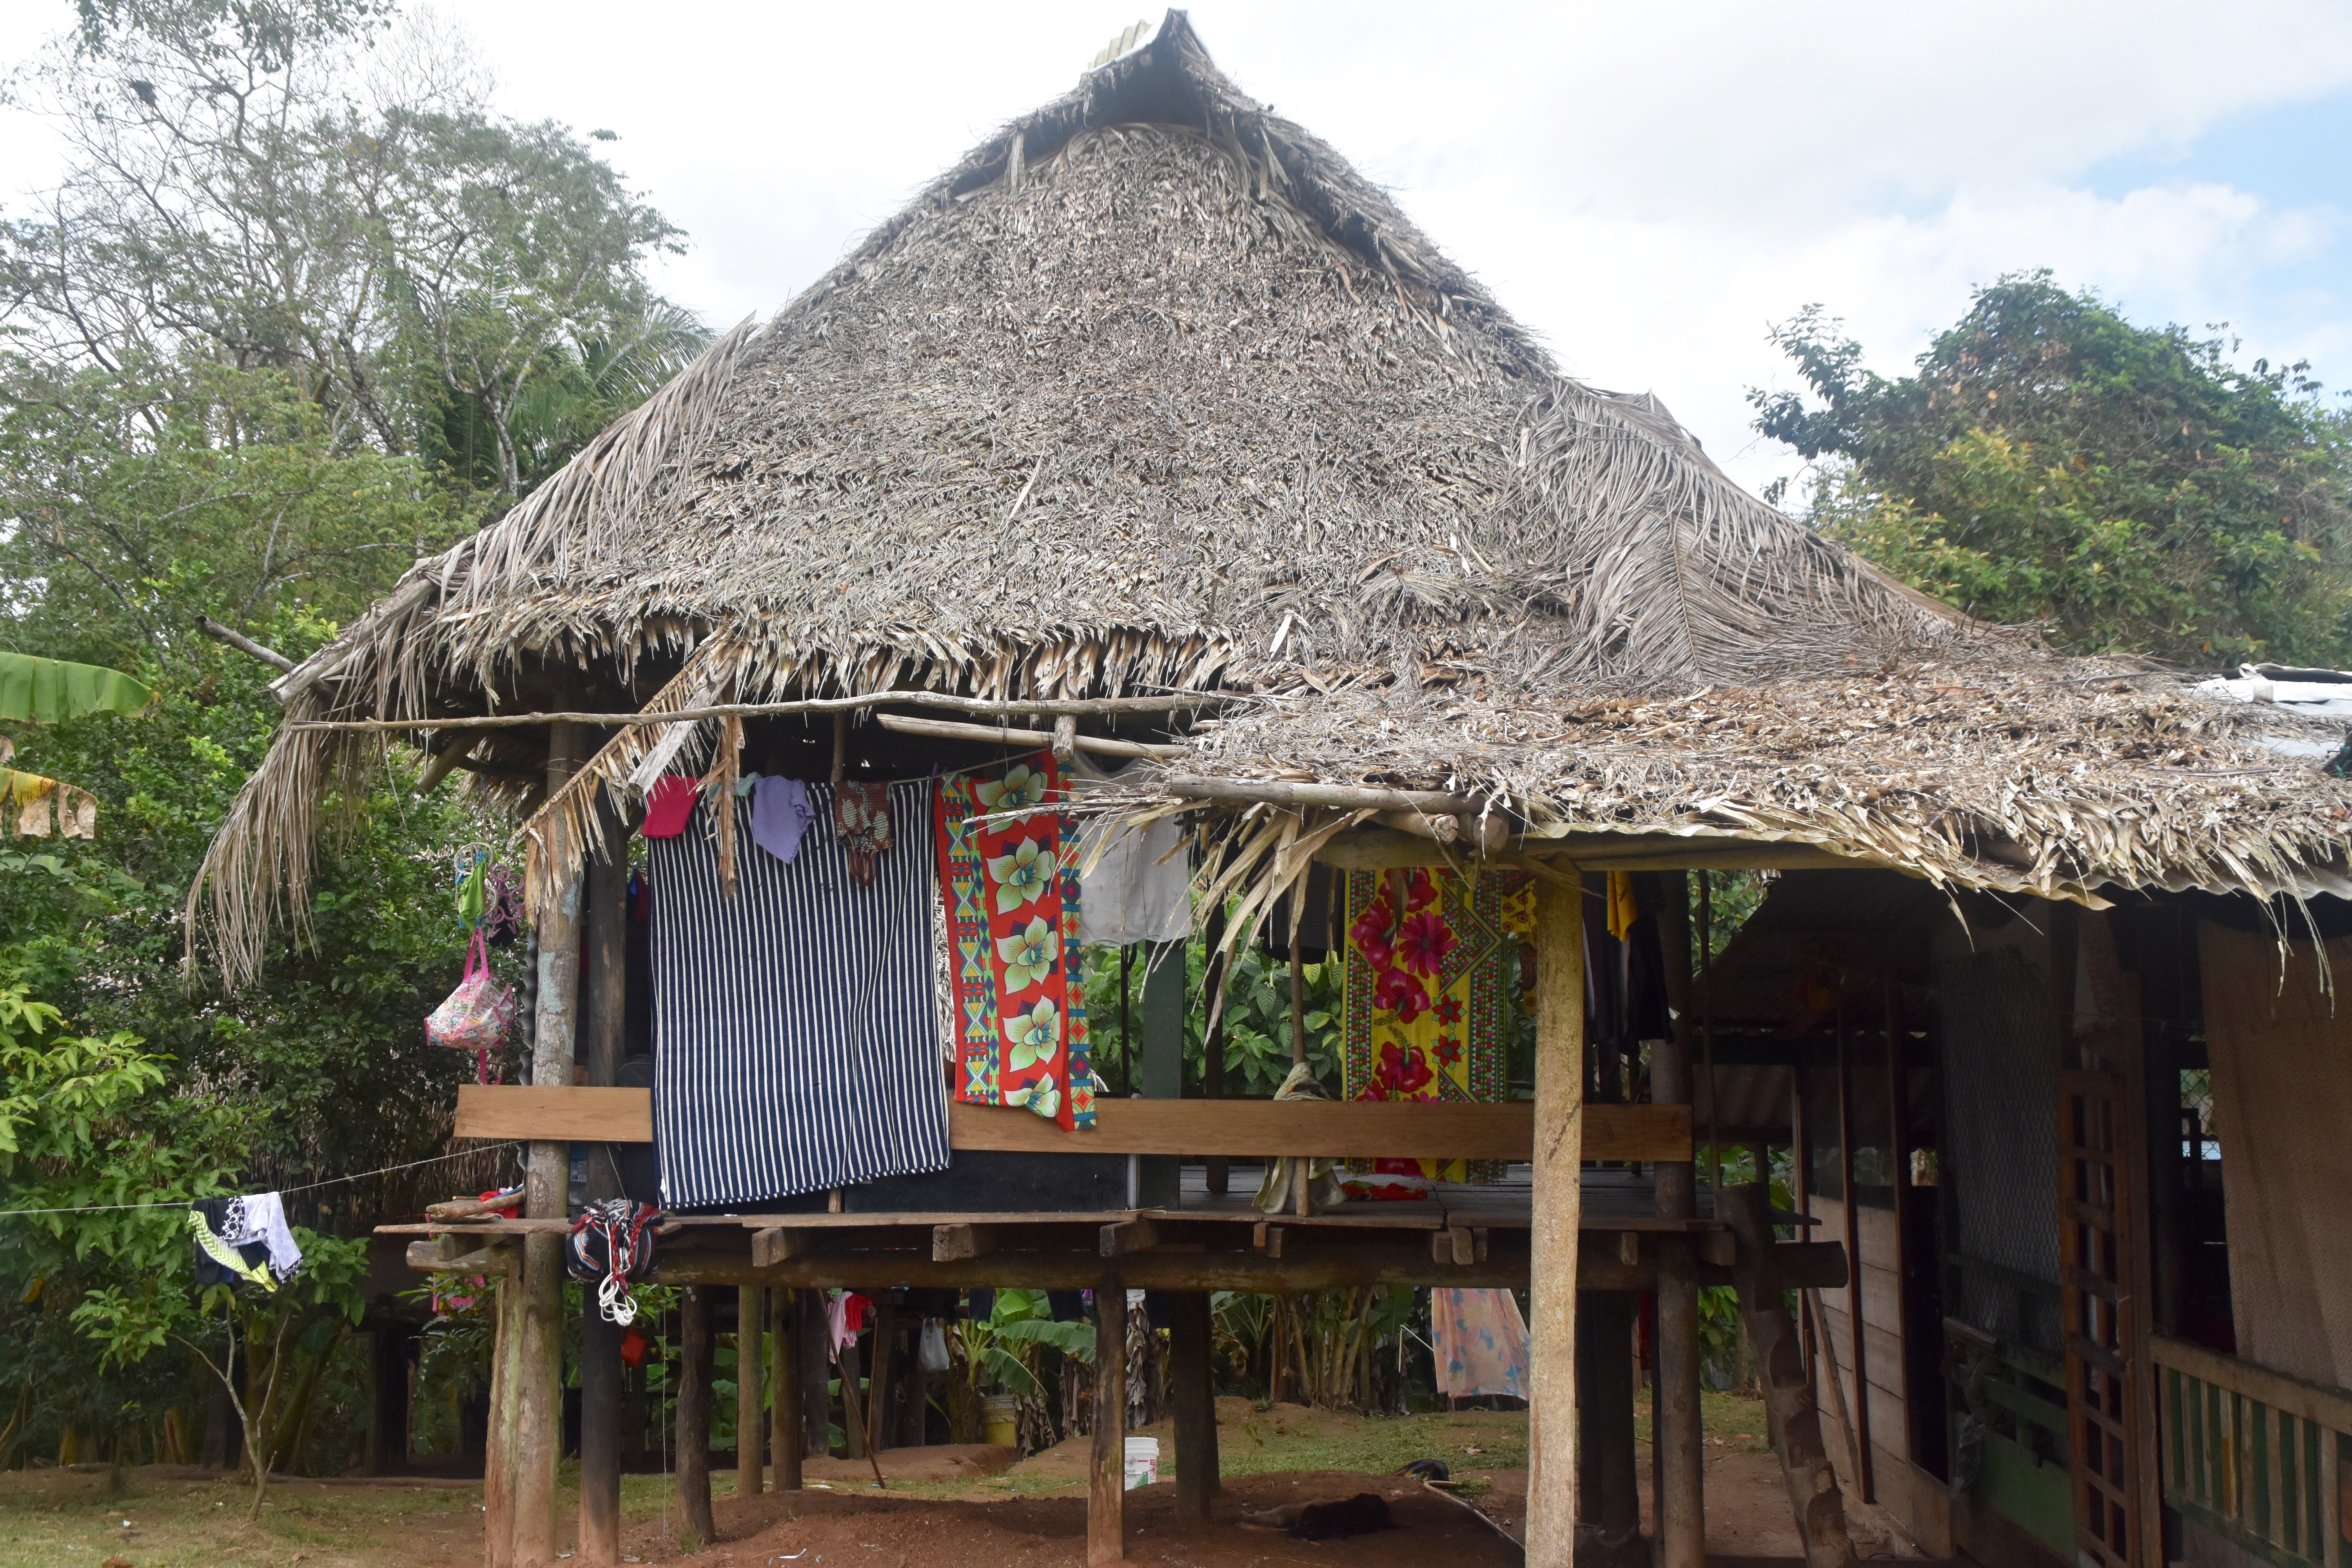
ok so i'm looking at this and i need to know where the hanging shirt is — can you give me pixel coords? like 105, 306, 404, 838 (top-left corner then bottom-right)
189, 1200, 274, 1291
1075, 816, 1191, 946
648, 779, 949, 1208
750, 775, 817, 866
640, 775, 701, 839
220, 1192, 304, 1283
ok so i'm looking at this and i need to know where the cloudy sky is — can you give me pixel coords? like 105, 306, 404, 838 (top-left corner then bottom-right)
5, 2, 2349, 496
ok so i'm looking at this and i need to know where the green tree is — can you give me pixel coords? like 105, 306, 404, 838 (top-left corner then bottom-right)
1751, 272, 2352, 665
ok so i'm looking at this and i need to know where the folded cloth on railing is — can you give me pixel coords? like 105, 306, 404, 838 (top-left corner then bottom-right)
649, 778, 949, 1207
1253, 1061, 1347, 1215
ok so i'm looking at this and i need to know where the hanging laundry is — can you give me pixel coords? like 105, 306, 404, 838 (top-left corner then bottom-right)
188, 1200, 274, 1291
640, 775, 701, 839
828, 1290, 875, 1356
648, 778, 949, 1208
834, 781, 892, 887
219, 1192, 304, 1283
935, 753, 1094, 1131
1075, 815, 1191, 946
1432, 1287, 1530, 1401
1341, 867, 1534, 1182
1606, 871, 1640, 942
750, 775, 818, 866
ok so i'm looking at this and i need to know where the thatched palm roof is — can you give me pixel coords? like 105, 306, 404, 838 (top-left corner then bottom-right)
190, 12, 2351, 982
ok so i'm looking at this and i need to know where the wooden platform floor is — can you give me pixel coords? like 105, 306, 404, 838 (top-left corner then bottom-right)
377, 1166, 1837, 1295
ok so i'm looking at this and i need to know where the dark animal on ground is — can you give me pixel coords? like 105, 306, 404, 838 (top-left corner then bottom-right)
1238, 1492, 1399, 1540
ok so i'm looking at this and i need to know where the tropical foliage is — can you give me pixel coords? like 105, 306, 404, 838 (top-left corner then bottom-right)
1753, 272, 2352, 665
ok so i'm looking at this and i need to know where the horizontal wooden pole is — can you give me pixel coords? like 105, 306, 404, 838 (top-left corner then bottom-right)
872, 712, 1182, 759
290, 690, 1238, 735
1315, 826, 1880, 873
629, 1235, 1845, 1294
2149, 1334, 2352, 1434
453, 1087, 1692, 1163
1161, 773, 1483, 815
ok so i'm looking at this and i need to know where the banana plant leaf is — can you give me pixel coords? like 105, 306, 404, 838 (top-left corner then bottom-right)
0, 652, 153, 725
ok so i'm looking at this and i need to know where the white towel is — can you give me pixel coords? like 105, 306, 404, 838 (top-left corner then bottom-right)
1076, 817, 1191, 945
221, 1192, 304, 1283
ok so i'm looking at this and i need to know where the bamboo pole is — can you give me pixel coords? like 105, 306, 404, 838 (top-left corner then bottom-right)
289, 691, 1236, 734
1525, 873, 1586, 1564
873, 713, 1183, 759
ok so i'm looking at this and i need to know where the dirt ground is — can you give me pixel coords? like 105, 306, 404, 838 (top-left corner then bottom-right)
0, 1396, 1944, 1567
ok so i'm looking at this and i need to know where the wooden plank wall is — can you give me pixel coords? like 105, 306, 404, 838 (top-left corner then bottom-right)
1812, 1194, 1911, 1497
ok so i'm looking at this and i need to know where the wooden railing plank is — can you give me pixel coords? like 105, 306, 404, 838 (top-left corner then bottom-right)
452, 1085, 1692, 1162
2151, 1336, 2352, 1437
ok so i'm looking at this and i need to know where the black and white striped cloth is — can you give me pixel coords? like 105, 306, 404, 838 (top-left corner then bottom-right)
648, 778, 949, 1208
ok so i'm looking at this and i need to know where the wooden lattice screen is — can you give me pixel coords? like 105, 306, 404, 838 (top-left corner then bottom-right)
2059, 1069, 2145, 1568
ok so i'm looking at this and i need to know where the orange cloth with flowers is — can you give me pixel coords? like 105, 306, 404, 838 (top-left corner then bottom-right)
1341, 866, 1534, 1183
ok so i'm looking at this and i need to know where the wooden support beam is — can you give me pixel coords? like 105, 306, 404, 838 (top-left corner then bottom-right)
1099, 1218, 1161, 1257
483, 1271, 525, 1568
797, 1290, 829, 1463
512, 716, 583, 1568
1250, 1222, 1287, 1259
1169, 1292, 1217, 1522
292, 689, 1237, 735
1315, 825, 1877, 874
737, 1287, 765, 1499
405, 1241, 518, 1276
1617, 1233, 1641, 1267
1721, 1184, 1858, 1568
579, 804, 628, 1568
771, 1288, 802, 1492
1430, 1225, 1488, 1266
454, 1087, 1693, 1163
873, 711, 1183, 760
933, 1223, 998, 1262
1700, 1232, 1737, 1268
1524, 873, 1585, 1566
677, 1287, 716, 1547
1577, 1293, 1642, 1556
1088, 1285, 1128, 1566
751, 1227, 808, 1268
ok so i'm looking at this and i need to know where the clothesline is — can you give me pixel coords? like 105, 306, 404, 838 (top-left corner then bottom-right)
0, 1141, 524, 1219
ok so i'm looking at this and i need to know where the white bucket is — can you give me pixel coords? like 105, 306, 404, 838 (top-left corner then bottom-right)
1122, 1435, 1160, 1489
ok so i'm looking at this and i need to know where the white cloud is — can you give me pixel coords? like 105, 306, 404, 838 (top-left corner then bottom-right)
4, 0, 2348, 495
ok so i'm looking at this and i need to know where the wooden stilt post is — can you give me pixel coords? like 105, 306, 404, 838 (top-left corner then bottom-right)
1722, 1185, 1859, 1568
837, 1337, 865, 1460
1088, 1284, 1129, 1566
483, 1266, 525, 1568
864, 1301, 897, 1456
1169, 1290, 1218, 1521
771, 1289, 802, 1491
512, 715, 586, 1568
1577, 1292, 1641, 1561
798, 1292, 829, 1458
1525, 874, 1586, 1564
1650, 872, 1706, 1567
737, 1287, 765, 1497
678, 1287, 716, 1548
578, 800, 628, 1568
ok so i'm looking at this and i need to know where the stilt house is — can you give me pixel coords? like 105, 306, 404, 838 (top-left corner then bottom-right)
189, 14, 2352, 1567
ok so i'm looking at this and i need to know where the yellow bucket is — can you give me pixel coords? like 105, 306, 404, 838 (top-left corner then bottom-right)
982, 1394, 1019, 1448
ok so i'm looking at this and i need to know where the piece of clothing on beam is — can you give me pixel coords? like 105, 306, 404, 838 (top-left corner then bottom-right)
1432, 1287, 1530, 1400
648, 779, 949, 1207
1074, 815, 1191, 945
936, 753, 1095, 1130
1339, 866, 1534, 1181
